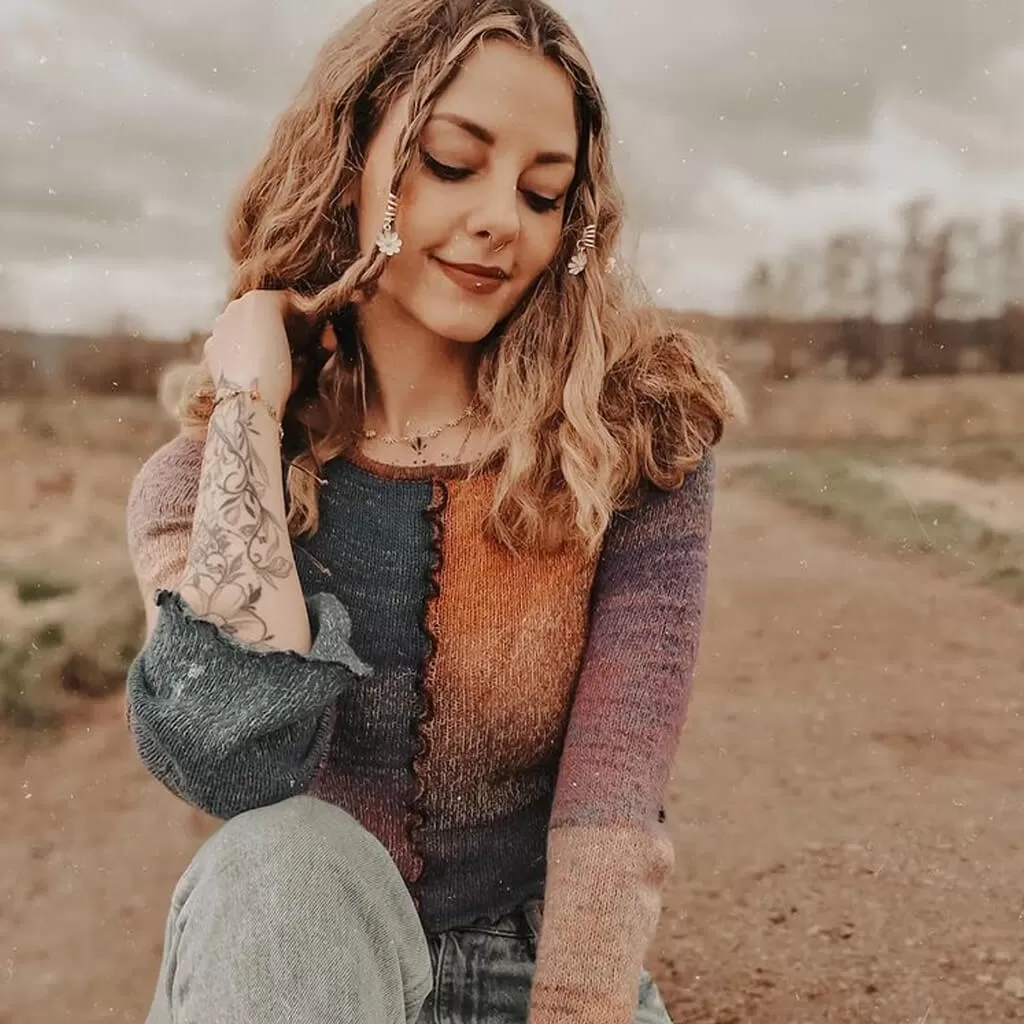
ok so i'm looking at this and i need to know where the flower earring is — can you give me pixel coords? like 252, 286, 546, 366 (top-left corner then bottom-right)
567, 224, 597, 276
375, 192, 402, 257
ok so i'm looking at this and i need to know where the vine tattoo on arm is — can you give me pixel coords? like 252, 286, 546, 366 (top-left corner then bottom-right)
180, 377, 292, 646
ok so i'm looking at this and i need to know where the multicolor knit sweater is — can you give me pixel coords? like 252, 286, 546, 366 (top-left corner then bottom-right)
125, 435, 715, 1024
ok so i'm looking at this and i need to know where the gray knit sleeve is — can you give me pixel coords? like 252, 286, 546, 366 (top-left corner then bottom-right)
126, 589, 372, 819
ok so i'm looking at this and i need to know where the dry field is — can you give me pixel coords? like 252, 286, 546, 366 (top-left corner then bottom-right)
0, 398, 175, 727
1, 383, 1023, 1023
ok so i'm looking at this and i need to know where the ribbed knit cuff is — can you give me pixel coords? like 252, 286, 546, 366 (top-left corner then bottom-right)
127, 590, 371, 818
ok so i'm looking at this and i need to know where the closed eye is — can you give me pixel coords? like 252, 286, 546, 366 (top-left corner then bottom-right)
524, 192, 561, 214
422, 152, 472, 182
422, 151, 564, 215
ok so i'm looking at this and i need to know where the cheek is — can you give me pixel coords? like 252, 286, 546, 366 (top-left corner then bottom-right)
523, 217, 565, 275
394, 177, 460, 247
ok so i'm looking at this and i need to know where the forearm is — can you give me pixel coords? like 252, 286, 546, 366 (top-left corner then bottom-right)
125, 424, 374, 819
179, 389, 310, 654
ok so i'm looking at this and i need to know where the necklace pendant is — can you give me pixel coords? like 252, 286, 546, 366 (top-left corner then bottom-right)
409, 436, 427, 455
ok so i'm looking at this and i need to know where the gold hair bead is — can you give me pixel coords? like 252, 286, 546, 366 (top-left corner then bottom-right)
567, 223, 598, 276
375, 191, 403, 257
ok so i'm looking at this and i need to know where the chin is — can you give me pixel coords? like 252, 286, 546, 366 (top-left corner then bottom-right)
413, 301, 505, 346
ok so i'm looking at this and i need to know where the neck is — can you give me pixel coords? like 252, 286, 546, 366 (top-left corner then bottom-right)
355, 297, 480, 438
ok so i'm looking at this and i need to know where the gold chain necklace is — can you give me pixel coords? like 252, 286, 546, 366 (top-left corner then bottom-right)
359, 401, 478, 456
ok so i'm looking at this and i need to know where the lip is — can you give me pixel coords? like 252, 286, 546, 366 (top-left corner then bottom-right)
433, 257, 509, 296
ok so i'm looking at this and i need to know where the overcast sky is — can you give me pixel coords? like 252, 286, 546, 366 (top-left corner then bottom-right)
1, 0, 1022, 336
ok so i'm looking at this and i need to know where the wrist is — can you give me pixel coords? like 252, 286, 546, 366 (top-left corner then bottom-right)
211, 386, 285, 440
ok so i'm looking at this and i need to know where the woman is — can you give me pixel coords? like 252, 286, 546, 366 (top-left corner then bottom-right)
125, 1, 738, 1021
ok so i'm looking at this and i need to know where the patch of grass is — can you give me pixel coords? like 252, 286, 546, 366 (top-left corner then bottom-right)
33, 623, 65, 649
10, 396, 176, 457
737, 452, 1024, 602
845, 437, 1024, 483
0, 642, 61, 730
15, 576, 78, 603
1, 577, 145, 729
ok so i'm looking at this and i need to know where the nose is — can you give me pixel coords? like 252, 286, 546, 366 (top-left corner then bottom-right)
466, 179, 521, 252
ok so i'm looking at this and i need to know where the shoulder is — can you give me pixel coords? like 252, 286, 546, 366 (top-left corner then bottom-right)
603, 450, 716, 558
587, 451, 714, 617
126, 433, 204, 540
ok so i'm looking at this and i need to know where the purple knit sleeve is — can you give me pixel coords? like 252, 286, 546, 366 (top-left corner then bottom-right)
529, 451, 715, 1024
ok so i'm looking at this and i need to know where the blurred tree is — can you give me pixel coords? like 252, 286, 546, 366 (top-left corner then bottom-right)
108, 311, 145, 341
0, 266, 27, 329
995, 210, 1024, 372
898, 196, 935, 319
738, 259, 773, 315
737, 259, 775, 326
996, 210, 1024, 311
898, 200, 954, 376
777, 251, 811, 320
823, 234, 858, 317
733, 197, 1024, 378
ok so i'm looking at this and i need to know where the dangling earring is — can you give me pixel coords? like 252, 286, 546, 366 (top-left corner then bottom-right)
375, 192, 402, 257
567, 224, 597, 276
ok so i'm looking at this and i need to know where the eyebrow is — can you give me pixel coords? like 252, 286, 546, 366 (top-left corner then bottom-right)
429, 113, 575, 166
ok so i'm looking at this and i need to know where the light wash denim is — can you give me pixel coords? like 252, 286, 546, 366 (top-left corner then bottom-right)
146, 796, 672, 1024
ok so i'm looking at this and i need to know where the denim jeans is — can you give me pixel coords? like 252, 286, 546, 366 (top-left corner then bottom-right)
415, 900, 673, 1024
146, 796, 672, 1023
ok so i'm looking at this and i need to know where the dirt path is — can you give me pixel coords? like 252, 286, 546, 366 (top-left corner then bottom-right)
2, 475, 1023, 1024
853, 461, 1024, 537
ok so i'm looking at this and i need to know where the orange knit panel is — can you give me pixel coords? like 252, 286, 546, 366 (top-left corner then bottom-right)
420, 474, 599, 828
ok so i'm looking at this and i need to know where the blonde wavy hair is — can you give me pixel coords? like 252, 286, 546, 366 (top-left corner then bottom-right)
173, 0, 740, 553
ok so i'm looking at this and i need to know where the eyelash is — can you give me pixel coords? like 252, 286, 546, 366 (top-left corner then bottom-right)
421, 152, 562, 214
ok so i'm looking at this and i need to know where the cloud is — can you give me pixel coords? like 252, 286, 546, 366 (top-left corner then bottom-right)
5, 258, 228, 336
0, 0, 1021, 332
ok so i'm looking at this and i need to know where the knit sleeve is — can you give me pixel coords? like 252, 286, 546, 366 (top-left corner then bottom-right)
528, 452, 715, 1024
124, 434, 371, 819
125, 433, 204, 601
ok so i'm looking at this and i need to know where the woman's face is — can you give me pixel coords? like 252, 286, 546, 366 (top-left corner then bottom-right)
356, 39, 579, 344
